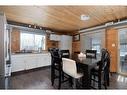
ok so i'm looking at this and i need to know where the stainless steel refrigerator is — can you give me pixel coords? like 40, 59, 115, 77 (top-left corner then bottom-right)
0, 12, 11, 89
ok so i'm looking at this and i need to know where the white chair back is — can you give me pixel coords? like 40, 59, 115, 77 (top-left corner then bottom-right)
62, 58, 77, 77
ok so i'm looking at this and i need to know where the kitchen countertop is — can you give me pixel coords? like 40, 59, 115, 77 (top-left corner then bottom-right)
11, 51, 50, 55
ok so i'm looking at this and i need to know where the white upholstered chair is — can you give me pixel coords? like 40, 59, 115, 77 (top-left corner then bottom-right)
62, 58, 83, 88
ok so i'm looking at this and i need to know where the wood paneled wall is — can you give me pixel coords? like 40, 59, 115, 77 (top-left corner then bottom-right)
46, 41, 59, 49
106, 28, 118, 72
46, 34, 59, 50
11, 28, 20, 53
72, 41, 80, 53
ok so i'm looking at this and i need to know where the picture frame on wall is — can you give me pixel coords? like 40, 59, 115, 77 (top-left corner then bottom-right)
73, 34, 80, 41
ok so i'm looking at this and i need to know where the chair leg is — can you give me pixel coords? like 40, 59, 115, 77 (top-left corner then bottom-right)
90, 73, 93, 87
98, 74, 101, 89
51, 66, 55, 86
73, 78, 77, 89
107, 72, 110, 86
103, 81, 107, 89
69, 76, 73, 87
61, 72, 64, 81
58, 70, 61, 89
93, 75, 96, 86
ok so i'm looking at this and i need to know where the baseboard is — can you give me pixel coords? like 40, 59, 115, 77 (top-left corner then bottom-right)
11, 65, 51, 76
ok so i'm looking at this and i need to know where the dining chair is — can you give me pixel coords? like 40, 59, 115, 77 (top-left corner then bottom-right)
103, 51, 110, 88
60, 50, 71, 81
60, 50, 70, 58
50, 49, 72, 89
90, 48, 110, 89
121, 55, 127, 70
49, 48, 62, 88
62, 58, 83, 88
86, 49, 97, 59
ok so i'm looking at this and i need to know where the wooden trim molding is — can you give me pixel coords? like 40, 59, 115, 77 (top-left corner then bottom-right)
7, 20, 53, 31
106, 28, 118, 72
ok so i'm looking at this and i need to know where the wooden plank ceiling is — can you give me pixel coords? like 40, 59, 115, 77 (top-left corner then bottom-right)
0, 6, 127, 34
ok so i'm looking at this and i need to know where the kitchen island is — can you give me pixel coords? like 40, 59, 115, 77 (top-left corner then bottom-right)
11, 52, 51, 72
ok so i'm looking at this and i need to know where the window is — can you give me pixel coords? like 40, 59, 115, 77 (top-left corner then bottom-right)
92, 44, 101, 53
120, 43, 127, 56
80, 30, 105, 54
20, 32, 46, 51
92, 38, 101, 53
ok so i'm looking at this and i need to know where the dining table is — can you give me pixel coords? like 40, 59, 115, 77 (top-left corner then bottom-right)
72, 55, 101, 89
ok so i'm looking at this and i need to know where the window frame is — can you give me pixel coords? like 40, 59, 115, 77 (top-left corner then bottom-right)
20, 31, 46, 51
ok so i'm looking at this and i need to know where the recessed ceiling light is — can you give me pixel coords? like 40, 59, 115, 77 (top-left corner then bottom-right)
80, 14, 90, 21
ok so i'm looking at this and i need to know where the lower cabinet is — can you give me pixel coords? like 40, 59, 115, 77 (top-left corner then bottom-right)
25, 55, 37, 70
36, 55, 50, 68
11, 56, 26, 72
11, 53, 51, 72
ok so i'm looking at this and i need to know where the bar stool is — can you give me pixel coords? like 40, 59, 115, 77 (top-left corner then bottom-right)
60, 50, 70, 58
86, 49, 97, 59
90, 49, 110, 89
62, 58, 83, 88
50, 49, 62, 89
50, 49, 71, 89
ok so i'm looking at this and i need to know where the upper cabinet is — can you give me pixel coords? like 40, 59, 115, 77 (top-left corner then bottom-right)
50, 34, 60, 41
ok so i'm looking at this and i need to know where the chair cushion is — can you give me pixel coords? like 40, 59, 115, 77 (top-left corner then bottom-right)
62, 58, 83, 79
64, 71, 83, 79
74, 73, 83, 79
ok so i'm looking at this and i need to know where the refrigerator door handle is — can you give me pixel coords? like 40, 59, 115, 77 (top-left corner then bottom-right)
5, 41, 7, 58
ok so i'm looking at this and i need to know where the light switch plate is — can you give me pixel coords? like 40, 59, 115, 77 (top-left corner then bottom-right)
112, 43, 115, 47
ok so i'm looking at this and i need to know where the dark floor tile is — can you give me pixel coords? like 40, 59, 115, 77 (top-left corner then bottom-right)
10, 67, 127, 89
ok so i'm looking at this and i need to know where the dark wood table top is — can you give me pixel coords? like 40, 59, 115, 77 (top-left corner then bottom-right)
74, 56, 101, 66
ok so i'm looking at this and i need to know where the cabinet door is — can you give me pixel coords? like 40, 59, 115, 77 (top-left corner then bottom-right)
56, 35, 60, 41
25, 55, 37, 70
37, 54, 51, 67
11, 56, 26, 72
44, 55, 51, 66
37, 55, 46, 67
50, 34, 56, 41
50, 34, 60, 41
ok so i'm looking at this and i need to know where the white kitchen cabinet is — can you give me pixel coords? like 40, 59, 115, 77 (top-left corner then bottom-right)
11, 53, 51, 72
25, 55, 37, 70
36, 54, 51, 68
56, 35, 60, 41
11, 55, 26, 72
50, 34, 60, 41
44, 54, 51, 66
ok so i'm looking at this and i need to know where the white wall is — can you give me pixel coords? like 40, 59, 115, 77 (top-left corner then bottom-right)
59, 35, 72, 54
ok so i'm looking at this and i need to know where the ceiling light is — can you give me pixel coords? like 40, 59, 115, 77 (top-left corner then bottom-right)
28, 25, 31, 27
80, 14, 90, 21
105, 21, 114, 26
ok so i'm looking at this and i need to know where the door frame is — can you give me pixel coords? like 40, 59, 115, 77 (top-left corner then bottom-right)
117, 28, 127, 76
